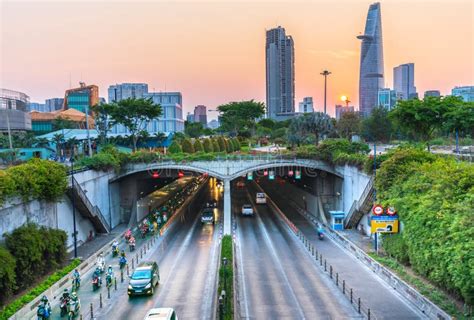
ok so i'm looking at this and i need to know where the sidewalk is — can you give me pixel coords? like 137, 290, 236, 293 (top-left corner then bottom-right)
339, 228, 373, 253
68, 224, 128, 260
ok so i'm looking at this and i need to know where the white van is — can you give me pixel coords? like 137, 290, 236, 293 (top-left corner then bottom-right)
144, 308, 178, 320
256, 193, 267, 204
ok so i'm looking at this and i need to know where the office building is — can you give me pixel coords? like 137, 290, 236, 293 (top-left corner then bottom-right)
298, 97, 314, 113
377, 88, 400, 110
424, 90, 441, 98
45, 98, 64, 111
186, 112, 194, 123
357, 2, 384, 117
266, 26, 295, 120
108, 83, 148, 102
64, 82, 99, 114
335, 104, 355, 120
194, 105, 207, 127
394, 63, 417, 100
0, 88, 32, 132
28, 102, 48, 112
451, 86, 474, 102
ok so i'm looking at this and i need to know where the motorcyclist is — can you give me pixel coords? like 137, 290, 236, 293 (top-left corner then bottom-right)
119, 254, 127, 269
72, 269, 81, 289
37, 295, 51, 319
60, 289, 70, 316
68, 292, 81, 316
317, 226, 325, 239
93, 267, 102, 286
106, 265, 113, 286
112, 240, 119, 256
96, 253, 105, 272
129, 236, 136, 251
124, 229, 132, 241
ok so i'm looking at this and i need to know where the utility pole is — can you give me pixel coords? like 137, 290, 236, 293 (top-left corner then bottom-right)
320, 70, 331, 115
85, 104, 92, 157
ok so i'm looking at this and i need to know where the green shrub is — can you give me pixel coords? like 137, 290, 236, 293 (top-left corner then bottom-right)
0, 247, 16, 304
128, 150, 160, 163
218, 235, 233, 320
168, 141, 182, 154
76, 152, 120, 171
212, 139, 221, 152
202, 138, 213, 153
194, 139, 204, 152
381, 233, 409, 264
224, 139, 233, 153
0, 170, 15, 206
217, 137, 226, 152
6, 159, 67, 202
181, 139, 195, 153
232, 138, 241, 151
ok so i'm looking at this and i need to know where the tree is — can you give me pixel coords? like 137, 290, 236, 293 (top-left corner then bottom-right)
181, 139, 195, 153
66, 137, 79, 157
53, 116, 77, 131
203, 138, 213, 153
185, 121, 204, 138
34, 137, 51, 149
361, 106, 393, 143
106, 98, 162, 151
217, 100, 265, 136
0, 247, 16, 303
217, 136, 226, 152
194, 139, 204, 152
303, 112, 334, 145
287, 116, 306, 147
168, 141, 182, 154
336, 111, 362, 140
52, 133, 65, 155
224, 138, 233, 153
258, 118, 276, 130
442, 97, 474, 138
154, 132, 168, 147
92, 103, 114, 145
212, 139, 221, 152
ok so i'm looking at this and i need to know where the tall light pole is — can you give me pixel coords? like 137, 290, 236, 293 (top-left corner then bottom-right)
320, 70, 331, 115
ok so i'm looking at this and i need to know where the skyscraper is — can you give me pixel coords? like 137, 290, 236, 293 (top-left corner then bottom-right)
451, 86, 474, 102
394, 63, 417, 100
266, 26, 295, 120
193, 105, 207, 127
298, 97, 314, 113
357, 2, 384, 117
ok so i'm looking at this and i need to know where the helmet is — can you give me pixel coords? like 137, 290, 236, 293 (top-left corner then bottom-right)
64, 288, 68, 293
108, 265, 112, 268
41, 295, 48, 302
71, 292, 77, 299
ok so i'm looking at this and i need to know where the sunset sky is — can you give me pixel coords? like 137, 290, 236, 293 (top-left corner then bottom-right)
1, 0, 473, 118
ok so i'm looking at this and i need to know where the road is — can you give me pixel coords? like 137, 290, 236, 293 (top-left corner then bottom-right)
233, 182, 360, 320
96, 177, 220, 320
258, 178, 425, 319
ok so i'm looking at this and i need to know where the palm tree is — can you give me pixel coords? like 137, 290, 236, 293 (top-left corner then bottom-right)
66, 137, 79, 156
302, 112, 334, 145
52, 133, 65, 155
34, 137, 51, 149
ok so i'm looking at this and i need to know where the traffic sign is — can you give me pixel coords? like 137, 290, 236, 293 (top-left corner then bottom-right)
371, 219, 399, 233
371, 215, 397, 221
386, 207, 397, 216
372, 205, 384, 216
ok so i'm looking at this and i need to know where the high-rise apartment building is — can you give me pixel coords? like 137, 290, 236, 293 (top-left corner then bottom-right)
266, 26, 295, 120
193, 105, 207, 127
424, 90, 441, 98
108, 83, 148, 102
377, 88, 400, 110
186, 112, 194, 123
298, 97, 314, 113
394, 63, 417, 100
451, 86, 474, 102
357, 2, 384, 117
64, 82, 99, 114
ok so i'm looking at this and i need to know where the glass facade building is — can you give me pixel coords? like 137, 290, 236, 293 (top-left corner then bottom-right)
357, 2, 384, 117
45, 98, 64, 111
0, 88, 32, 132
424, 90, 441, 98
108, 83, 148, 102
64, 83, 99, 115
451, 86, 474, 102
193, 105, 207, 127
394, 63, 417, 100
266, 26, 295, 120
377, 88, 399, 110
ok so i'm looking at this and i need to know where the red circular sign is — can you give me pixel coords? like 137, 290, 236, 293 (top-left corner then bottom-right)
372, 205, 384, 216
386, 207, 397, 216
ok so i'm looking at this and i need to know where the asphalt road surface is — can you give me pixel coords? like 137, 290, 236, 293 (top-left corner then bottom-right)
233, 182, 360, 320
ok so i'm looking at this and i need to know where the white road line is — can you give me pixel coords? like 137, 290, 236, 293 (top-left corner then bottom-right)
235, 221, 250, 319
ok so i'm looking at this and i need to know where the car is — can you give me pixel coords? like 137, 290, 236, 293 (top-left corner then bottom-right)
255, 192, 266, 204
128, 261, 160, 297
236, 180, 245, 188
241, 204, 254, 216
144, 308, 178, 320
201, 208, 215, 224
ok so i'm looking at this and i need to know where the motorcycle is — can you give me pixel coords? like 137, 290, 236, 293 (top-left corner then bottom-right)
129, 240, 136, 252
72, 276, 80, 291
106, 273, 113, 287
92, 275, 101, 291
96, 261, 105, 273
37, 303, 50, 319
60, 297, 70, 317
119, 256, 127, 269
67, 300, 80, 320
124, 229, 132, 241
317, 231, 324, 240
112, 246, 119, 257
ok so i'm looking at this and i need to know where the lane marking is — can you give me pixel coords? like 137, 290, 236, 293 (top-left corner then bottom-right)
235, 219, 250, 319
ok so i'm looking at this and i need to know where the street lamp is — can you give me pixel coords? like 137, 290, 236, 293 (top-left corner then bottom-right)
320, 70, 332, 115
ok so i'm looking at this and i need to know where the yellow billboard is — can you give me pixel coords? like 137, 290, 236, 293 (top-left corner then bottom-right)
371, 219, 399, 233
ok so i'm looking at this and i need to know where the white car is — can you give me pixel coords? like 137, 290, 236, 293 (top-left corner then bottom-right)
241, 204, 254, 216
144, 308, 178, 320
255, 193, 266, 204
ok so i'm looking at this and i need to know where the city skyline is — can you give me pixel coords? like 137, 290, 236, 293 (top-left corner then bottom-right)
1, 1, 473, 118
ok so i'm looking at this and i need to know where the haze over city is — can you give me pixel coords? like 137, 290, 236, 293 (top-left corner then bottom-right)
1, 0, 473, 117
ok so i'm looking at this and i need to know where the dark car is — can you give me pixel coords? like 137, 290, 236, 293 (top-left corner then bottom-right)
128, 261, 160, 297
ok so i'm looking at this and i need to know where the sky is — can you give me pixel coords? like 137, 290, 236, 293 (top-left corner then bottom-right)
1, 0, 473, 118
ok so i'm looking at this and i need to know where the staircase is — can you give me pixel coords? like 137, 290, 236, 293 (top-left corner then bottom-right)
344, 176, 375, 229
66, 177, 110, 233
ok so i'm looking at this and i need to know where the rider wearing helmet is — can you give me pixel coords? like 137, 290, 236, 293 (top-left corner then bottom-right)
62, 288, 70, 301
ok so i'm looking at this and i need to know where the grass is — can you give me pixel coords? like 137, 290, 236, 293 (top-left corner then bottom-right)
218, 235, 233, 320
368, 253, 469, 319
0, 259, 81, 320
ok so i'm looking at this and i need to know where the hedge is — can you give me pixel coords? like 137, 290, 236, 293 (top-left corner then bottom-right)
168, 141, 182, 154
0, 159, 67, 205
0, 248, 16, 305
76, 151, 121, 171
194, 139, 204, 152
202, 138, 213, 153
212, 139, 221, 152
0, 258, 81, 320
218, 235, 233, 320
181, 139, 195, 153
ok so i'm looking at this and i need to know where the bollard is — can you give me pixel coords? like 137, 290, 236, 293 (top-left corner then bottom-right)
312, 246, 314, 256
358, 297, 361, 313
350, 288, 353, 303
100, 293, 103, 308
144, 245, 146, 254
136, 255, 138, 264
343, 280, 345, 294
132, 258, 134, 269
320, 254, 323, 266
330, 265, 333, 278
127, 264, 129, 276
368, 308, 371, 320
90, 303, 93, 319
315, 250, 318, 260
336, 273, 339, 286
114, 277, 117, 290
324, 260, 327, 272
107, 286, 110, 299
140, 248, 143, 259
121, 270, 124, 283
80, 315, 83, 320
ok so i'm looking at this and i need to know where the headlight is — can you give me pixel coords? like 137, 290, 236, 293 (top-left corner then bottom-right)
128, 285, 132, 290
145, 283, 151, 289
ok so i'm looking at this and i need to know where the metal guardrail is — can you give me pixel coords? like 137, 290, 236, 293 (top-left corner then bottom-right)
71, 177, 110, 232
